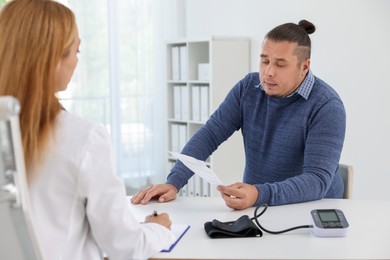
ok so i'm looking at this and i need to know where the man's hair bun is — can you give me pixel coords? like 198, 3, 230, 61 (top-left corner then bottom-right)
298, 20, 315, 35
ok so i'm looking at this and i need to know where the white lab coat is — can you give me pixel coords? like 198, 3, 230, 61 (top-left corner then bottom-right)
29, 111, 174, 260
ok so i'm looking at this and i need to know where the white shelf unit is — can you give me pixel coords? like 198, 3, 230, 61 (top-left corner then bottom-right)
166, 37, 250, 197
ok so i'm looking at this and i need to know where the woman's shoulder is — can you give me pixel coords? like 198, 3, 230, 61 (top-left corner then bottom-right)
59, 110, 104, 130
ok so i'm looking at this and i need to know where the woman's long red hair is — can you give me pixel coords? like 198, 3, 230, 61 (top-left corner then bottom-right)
0, 0, 76, 180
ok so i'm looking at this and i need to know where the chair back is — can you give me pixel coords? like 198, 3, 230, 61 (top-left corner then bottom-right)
0, 96, 44, 259
339, 163, 354, 199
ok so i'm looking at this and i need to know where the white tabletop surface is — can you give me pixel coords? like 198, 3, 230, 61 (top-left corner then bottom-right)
129, 196, 390, 260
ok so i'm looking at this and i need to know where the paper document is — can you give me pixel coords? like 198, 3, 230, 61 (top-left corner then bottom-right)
170, 152, 224, 185
162, 224, 190, 253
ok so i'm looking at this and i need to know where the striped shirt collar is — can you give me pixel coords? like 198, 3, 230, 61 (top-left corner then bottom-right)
258, 70, 314, 100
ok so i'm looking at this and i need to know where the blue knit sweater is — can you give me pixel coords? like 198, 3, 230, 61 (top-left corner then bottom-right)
167, 71, 346, 206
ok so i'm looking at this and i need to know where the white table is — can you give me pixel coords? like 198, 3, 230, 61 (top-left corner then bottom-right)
129, 197, 390, 259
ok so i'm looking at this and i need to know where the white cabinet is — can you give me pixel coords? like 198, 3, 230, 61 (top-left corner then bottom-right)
167, 37, 250, 196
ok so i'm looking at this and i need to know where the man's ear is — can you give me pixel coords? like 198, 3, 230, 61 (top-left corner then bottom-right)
302, 59, 310, 76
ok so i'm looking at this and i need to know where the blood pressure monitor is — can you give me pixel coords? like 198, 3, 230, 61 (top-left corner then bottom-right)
311, 209, 349, 237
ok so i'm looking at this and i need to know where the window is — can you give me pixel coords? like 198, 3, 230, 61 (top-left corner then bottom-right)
0, 0, 10, 7
59, 0, 167, 193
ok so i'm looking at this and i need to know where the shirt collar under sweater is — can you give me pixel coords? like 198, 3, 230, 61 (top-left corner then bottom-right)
258, 70, 314, 100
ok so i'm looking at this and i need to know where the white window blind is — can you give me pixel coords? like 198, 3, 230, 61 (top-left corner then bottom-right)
58, 0, 167, 194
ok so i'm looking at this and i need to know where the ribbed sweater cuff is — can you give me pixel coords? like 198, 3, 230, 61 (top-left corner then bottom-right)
255, 184, 271, 206
166, 176, 185, 192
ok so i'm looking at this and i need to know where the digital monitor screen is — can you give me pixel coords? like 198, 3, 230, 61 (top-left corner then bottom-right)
318, 210, 340, 222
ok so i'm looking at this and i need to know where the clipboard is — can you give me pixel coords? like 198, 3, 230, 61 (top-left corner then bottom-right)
162, 224, 190, 253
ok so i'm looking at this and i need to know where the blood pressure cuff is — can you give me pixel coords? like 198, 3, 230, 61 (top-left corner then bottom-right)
204, 215, 262, 238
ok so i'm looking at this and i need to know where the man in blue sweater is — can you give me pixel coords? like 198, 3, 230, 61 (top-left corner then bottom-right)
132, 20, 346, 210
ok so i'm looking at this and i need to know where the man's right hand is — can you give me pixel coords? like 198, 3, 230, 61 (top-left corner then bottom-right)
130, 184, 178, 205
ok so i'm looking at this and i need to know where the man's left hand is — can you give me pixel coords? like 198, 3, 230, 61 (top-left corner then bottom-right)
217, 182, 259, 210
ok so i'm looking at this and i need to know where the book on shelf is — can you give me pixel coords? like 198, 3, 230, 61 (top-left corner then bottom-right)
180, 85, 189, 120
179, 45, 187, 81
187, 177, 195, 197
191, 86, 200, 122
178, 124, 187, 152
200, 85, 209, 122
180, 184, 188, 197
202, 179, 210, 197
171, 46, 180, 81
173, 85, 189, 120
170, 123, 180, 153
170, 123, 187, 153
194, 175, 202, 197
170, 45, 187, 81
173, 85, 181, 119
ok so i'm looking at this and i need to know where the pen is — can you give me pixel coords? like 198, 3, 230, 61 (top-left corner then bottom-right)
153, 210, 158, 216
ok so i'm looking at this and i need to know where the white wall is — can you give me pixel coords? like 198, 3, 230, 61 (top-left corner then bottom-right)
163, 0, 390, 201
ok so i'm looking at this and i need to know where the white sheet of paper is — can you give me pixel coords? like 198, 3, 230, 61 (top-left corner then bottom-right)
170, 152, 224, 185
